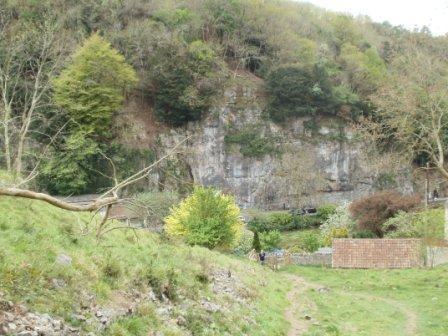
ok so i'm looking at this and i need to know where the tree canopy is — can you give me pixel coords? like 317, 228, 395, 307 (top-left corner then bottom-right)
53, 33, 137, 138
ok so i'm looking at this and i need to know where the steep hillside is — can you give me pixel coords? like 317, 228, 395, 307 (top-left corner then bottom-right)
1, 0, 445, 202
0, 197, 290, 335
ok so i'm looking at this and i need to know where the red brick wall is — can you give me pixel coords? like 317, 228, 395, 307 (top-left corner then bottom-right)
332, 239, 424, 268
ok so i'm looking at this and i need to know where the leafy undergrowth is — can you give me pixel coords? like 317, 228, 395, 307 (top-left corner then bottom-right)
279, 229, 321, 250
0, 197, 290, 335
285, 265, 448, 336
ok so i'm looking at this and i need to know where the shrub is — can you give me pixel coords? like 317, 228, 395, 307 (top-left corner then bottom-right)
248, 211, 329, 232
316, 204, 337, 222
224, 126, 278, 157
320, 204, 355, 246
298, 232, 322, 252
266, 64, 335, 122
383, 209, 444, 242
351, 230, 377, 238
164, 186, 243, 249
248, 208, 334, 233
322, 227, 349, 246
233, 230, 255, 256
247, 217, 271, 233
252, 231, 261, 253
247, 212, 293, 232
349, 191, 421, 237
291, 215, 321, 230
268, 212, 293, 229
287, 206, 336, 231
260, 230, 281, 251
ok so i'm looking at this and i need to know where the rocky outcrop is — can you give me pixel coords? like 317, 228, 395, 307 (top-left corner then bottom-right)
0, 267, 253, 336
125, 77, 412, 210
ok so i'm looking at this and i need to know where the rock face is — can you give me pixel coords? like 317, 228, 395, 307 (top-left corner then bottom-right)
144, 81, 412, 210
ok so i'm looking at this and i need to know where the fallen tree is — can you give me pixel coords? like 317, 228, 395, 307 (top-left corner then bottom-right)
0, 137, 189, 217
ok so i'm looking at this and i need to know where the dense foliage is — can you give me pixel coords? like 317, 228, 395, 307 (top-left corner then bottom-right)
151, 40, 224, 126
297, 232, 322, 252
349, 191, 421, 237
224, 125, 279, 158
320, 203, 355, 245
1, 0, 447, 195
165, 186, 243, 249
382, 208, 444, 242
40, 34, 140, 195
248, 206, 336, 233
260, 230, 281, 251
267, 64, 337, 122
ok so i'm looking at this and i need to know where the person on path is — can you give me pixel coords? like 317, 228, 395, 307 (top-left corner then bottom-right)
259, 250, 266, 265
433, 189, 439, 200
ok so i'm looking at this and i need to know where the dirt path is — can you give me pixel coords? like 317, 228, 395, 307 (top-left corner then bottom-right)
284, 275, 318, 336
284, 276, 418, 336
383, 297, 418, 336
350, 292, 418, 336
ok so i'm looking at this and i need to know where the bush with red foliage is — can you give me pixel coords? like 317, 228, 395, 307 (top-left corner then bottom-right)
349, 191, 421, 237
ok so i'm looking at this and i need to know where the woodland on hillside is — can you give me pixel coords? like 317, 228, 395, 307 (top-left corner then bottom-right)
1, 0, 448, 197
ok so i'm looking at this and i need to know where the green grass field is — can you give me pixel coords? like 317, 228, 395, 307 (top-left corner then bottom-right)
285, 265, 448, 336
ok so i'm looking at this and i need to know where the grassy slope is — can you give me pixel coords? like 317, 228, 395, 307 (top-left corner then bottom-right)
0, 197, 290, 335
285, 266, 448, 336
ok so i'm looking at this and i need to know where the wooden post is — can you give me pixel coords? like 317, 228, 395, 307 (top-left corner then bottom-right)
425, 162, 430, 207
445, 200, 448, 240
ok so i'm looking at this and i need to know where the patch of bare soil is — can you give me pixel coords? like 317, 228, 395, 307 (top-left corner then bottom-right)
284, 275, 318, 336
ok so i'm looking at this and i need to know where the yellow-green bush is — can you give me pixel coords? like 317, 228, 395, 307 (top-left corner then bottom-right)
165, 186, 243, 249
322, 227, 349, 246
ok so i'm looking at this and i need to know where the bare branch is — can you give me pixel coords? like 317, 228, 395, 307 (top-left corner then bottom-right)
0, 187, 118, 212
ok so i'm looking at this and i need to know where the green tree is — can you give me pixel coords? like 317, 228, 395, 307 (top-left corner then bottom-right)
39, 131, 100, 195
151, 39, 224, 126
43, 34, 138, 195
266, 64, 334, 122
259, 230, 281, 251
330, 14, 362, 50
252, 231, 261, 252
165, 186, 243, 249
340, 44, 386, 95
53, 33, 137, 137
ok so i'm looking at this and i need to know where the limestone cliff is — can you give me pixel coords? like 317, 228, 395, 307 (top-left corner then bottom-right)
123, 76, 412, 210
